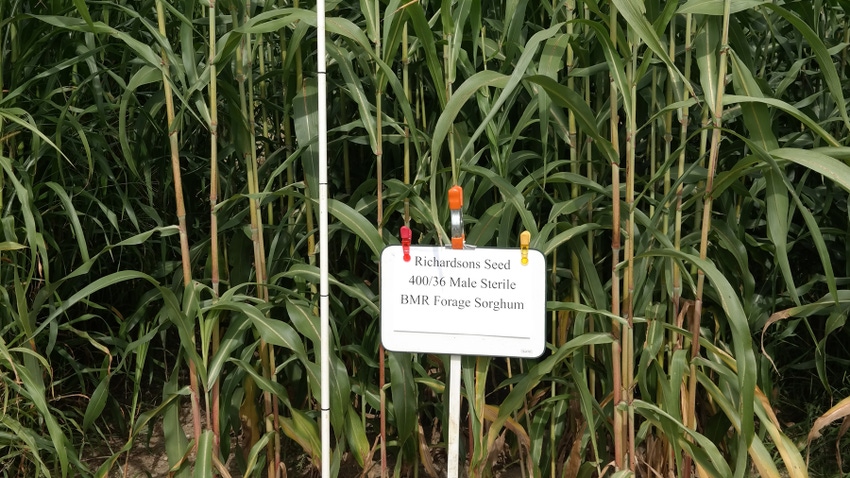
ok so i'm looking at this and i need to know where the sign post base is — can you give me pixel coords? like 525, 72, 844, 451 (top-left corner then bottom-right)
447, 354, 462, 478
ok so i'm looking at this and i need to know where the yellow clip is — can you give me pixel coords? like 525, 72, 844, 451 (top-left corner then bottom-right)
520, 230, 530, 265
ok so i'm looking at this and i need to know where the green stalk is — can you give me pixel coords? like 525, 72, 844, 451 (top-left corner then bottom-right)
255, 18, 283, 476
563, 1, 581, 474
277, 0, 296, 257
550, 241, 558, 477
154, 0, 202, 452
373, 2, 388, 476
673, 14, 692, 350
584, 0, 596, 401
445, 15, 457, 185
651, 68, 658, 220
258, 32, 273, 225
244, 7, 269, 300
693, 108, 710, 236
659, 20, 678, 477
342, 99, 351, 195
673, 26, 694, 473
624, 26, 638, 473
234, 4, 277, 475
691, 0, 732, 476
207, 0, 222, 453
0, 0, 5, 216
609, 2, 625, 470
566, 0, 580, 331
662, 34, 672, 242
375, 6, 383, 258
403, 23, 410, 225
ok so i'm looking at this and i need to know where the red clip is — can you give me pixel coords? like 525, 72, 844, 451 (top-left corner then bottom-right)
400, 226, 412, 262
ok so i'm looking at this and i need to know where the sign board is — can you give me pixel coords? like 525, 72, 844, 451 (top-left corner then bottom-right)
381, 245, 546, 358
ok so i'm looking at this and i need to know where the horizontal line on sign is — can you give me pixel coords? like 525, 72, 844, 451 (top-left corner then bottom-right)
393, 329, 530, 340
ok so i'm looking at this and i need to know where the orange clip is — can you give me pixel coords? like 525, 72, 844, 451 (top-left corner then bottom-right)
400, 226, 412, 262
448, 186, 464, 250
520, 231, 530, 265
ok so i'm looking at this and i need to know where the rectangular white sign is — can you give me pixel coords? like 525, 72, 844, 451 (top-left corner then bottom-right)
381, 245, 546, 357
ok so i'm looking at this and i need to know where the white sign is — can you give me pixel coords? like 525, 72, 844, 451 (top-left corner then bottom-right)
381, 245, 546, 358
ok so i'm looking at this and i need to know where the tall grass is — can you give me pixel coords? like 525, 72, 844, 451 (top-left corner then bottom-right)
2, 0, 850, 476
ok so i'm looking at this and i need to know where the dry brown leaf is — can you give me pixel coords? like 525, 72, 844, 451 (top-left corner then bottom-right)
484, 431, 507, 473
809, 395, 850, 441
837, 416, 850, 474
417, 421, 440, 478
807, 394, 850, 466
357, 435, 380, 478
563, 422, 587, 478
482, 403, 531, 451
755, 386, 781, 429
761, 309, 794, 372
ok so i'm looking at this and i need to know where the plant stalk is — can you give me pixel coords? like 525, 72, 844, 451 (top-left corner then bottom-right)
207, 0, 222, 454
154, 0, 203, 453
609, 2, 625, 470
690, 0, 732, 476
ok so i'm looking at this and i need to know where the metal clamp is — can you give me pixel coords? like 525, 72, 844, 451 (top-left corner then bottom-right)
448, 185, 464, 250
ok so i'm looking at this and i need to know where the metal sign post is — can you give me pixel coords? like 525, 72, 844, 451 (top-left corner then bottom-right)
447, 186, 464, 478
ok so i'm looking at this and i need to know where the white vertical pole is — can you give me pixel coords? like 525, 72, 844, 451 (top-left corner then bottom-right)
447, 354, 462, 478
317, 0, 330, 476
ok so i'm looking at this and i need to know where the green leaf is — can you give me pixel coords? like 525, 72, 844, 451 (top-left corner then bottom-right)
345, 405, 370, 468
294, 79, 319, 199
280, 409, 321, 463
576, 20, 632, 122
389, 352, 417, 449
640, 249, 756, 448
695, 16, 721, 115
633, 400, 733, 477
193, 431, 214, 478
467, 203, 505, 246
327, 43, 377, 154
763, 3, 850, 132
0, 241, 25, 251
493, 333, 612, 427
466, 165, 538, 235
206, 314, 251, 387
44, 183, 89, 262
722, 94, 839, 147
18, 363, 70, 477
540, 224, 602, 257
456, 24, 565, 165
431, 70, 509, 171
610, 0, 692, 99
232, 358, 291, 404
83, 375, 110, 431
328, 198, 385, 258
243, 432, 274, 478
525, 75, 619, 165
72, 0, 94, 26
771, 148, 850, 194
361, 0, 378, 43
286, 298, 320, 347
764, 169, 798, 305
329, 354, 351, 436
249, 313, 308, 359
678, 0, 768, 15
163, 371, 190, 478
407, 2, 446, 106
729, 51, 778, 151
